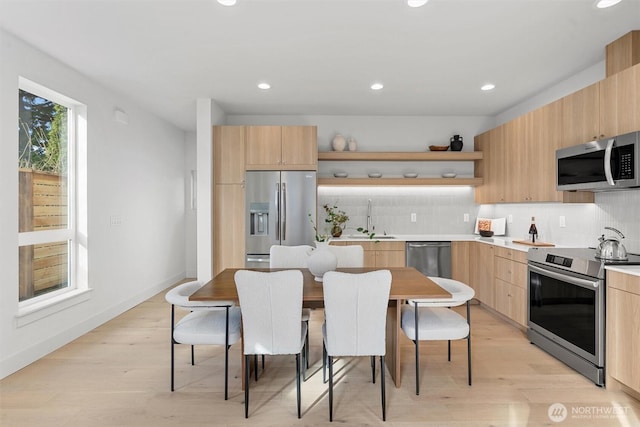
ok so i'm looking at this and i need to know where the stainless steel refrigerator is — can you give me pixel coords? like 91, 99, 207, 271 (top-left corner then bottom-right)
245, 171, 317, 267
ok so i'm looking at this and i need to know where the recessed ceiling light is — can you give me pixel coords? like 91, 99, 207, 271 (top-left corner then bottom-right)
257, 82, 271, 90
370, 83, 384, 91
595, 0, 621, 8
217, 0, 237, 6
407, 0, 429, 7
481, 83, 496, 91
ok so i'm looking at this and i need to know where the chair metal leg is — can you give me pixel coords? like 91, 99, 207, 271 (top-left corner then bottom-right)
191, 345, 195, 366
262, 354, 265, 369
254, 355, 258, 381
170, 305, 175, 392
305, 320, 310, 369
371, 356, 376, 384
224, 306, 230, 400
296, 353, 301, 419
467, 301, 472, 386
328, 355, 334, 422
414, 301, 420, 396
448, 340, 451, 361
380, 356, 386, 422
322, 343, 327, 383
244, 354, 250, 418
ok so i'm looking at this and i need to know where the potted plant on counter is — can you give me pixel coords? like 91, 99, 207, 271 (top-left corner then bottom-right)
323, 204, 349, 238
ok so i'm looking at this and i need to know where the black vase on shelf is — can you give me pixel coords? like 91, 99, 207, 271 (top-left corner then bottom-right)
450, 134, 463, 151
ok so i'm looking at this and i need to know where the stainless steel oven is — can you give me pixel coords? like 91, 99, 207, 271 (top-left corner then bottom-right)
528, 261, 605, 385
528, 247, 640, 386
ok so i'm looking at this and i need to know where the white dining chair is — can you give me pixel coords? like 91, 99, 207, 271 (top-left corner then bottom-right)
400, 277, 475, 395
165, 280, 241, 400
327, 244, 364, 268
234, 269, 308, 419
322, 270, 392, 422
270, 244, 314, 369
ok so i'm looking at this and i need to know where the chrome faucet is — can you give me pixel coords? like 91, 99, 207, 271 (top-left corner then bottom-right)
366, 199, 374, 231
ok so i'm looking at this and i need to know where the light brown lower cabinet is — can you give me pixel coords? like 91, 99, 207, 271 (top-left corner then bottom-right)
606, 270, 640, 396
330, 240, 405, 268
451, 241, 470, 284
464, 242, 528, 326
493, 247, 528, 326
469, 242, 495, 308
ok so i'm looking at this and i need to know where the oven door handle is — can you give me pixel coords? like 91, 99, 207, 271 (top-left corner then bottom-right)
528, 263, 600, 289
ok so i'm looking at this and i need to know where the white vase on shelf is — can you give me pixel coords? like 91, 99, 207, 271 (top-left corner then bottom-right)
348, 137, 357, 151
307, 241, 337, 282
332, 134, 346, 151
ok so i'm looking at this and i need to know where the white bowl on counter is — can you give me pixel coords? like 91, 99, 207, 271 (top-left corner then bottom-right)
368, 172, 382, 178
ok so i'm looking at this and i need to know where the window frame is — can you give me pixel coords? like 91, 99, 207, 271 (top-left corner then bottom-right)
17, 77, 84, 310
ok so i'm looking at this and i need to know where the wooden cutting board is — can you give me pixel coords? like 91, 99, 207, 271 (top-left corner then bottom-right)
512, 239, 555, 247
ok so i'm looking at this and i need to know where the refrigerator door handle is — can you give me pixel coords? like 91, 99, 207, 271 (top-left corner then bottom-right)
275, 183, 280, 239
282, 183, 287, 240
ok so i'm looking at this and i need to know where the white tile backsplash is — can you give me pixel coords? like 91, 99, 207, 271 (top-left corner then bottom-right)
318, 187, 478, 236
319, 187, 640, 254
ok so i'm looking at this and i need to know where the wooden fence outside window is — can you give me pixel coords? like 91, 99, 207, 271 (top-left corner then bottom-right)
19, 169, 68, 301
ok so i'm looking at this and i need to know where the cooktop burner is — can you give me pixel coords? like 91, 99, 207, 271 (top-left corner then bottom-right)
527, 247, 640, 279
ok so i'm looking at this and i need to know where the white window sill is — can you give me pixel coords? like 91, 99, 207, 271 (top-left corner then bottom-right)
16, 288, 93, 328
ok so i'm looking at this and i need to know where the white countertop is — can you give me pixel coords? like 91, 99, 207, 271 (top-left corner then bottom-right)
605, 265, 640, 277
333, 234, 640, 277
330, 234, 534, 253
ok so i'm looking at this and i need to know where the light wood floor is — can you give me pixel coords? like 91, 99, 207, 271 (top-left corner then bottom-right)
2, 287, 639, 427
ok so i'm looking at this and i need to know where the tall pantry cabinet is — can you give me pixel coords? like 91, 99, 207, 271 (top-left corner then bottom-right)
213, 126, 246, 276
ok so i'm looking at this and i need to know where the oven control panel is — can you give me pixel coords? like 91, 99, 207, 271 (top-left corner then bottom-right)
545, 254, 573, 268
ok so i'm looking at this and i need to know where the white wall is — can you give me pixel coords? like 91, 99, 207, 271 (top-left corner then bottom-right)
0, 30, 187, 379
195, 99, 226, 282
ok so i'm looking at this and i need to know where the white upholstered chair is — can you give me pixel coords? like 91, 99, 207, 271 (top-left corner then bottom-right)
234, 270, 308, 419
269, 244, 313, 368
322, 270, 392, 422
165, 281, 241, 400
327, 244, 364, 268
400, 277, 475, 395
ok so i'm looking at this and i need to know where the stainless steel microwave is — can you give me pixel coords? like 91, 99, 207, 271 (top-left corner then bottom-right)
556, 131, 640, 191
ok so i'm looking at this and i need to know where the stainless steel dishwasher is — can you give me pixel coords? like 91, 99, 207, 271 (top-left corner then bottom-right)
406, 241, 452, 278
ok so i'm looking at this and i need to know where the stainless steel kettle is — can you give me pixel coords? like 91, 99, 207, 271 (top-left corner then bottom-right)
595, 227, 628, 261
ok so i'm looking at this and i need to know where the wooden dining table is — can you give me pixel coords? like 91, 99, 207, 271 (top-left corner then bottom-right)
190, 266, 451, 388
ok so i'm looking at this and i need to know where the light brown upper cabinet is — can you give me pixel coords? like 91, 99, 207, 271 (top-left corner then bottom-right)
561, 63, 640, 148
561, 82, 601, 148
476, 99, 593, 204
606, 30, 640, 77
474, 125, 506, 204
245, 125, 317, 170
525, 100, 563, 202
599, 65, 639, 138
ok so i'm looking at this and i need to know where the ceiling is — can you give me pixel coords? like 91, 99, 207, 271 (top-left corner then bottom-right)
1, 0, 639, 132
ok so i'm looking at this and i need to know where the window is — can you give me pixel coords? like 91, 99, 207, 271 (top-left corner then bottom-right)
17, 79, 84, 305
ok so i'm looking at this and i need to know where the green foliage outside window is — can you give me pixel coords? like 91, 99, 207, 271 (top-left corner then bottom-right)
18, 89, 68, 173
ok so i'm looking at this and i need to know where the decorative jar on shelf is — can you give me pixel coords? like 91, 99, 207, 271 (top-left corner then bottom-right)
332, 134, 346, 151
348, 137, 357, 151
307, 241, 337, 282
450, 134, 463, 151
